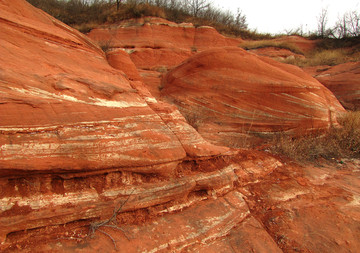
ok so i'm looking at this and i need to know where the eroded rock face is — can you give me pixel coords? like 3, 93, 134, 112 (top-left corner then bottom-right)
305, 62, 360, 110
87, 17, 243, 98
88, 17, 242, 70
0, 1, 187, 172
0, 0, 229, 243
243, 159, 360, 252
161, 47, 345, 146
1, 1, 359, 252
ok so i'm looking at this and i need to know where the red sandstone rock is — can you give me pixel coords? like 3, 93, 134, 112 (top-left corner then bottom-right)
0, 1, 188, 172
0, 0, 231, 244
87, 17, 243, 99
161, 47, 345, 146
106, 49, 143, 81
1, 1, 359, 252
243, 159, 360, 252
304, 62, 360, 110
88, 17, 242, 55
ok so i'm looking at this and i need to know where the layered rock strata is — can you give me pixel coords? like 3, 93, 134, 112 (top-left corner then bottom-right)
1, 1, 359, 252
87, 17, 243, 98
0, 0, 229, 244
161, 47, 345, 146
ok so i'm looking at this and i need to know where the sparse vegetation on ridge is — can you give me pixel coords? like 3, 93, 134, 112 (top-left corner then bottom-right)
26, 0, 252, 37
239, 40, 305, 55
283, 47, 360, 67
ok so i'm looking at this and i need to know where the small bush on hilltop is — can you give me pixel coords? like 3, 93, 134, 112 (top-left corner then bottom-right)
26, 0, 262, 38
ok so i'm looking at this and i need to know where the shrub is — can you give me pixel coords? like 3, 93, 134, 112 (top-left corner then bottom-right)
98, 40, 113, 53
108, 2, 166, 21
268, 111, 360, 161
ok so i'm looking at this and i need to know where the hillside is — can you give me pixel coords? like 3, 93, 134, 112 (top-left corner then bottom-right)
0, 0, 359, 252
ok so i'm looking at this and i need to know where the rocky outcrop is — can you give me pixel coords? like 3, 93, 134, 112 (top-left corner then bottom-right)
1, 1, 359, 252
0, 0, 230, 245
161, 47, 345, 146
305, 62, 360, 110
0, 1, 186, 172
87, 17, 243, 98
88, 17, 242, 70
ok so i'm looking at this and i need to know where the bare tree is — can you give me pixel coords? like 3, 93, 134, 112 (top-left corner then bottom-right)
344, 11, 360, 37
186, 0, 210, 17
332, 12, 353, 38
235, 8, 247, 29
116, 0, 122, 10
317, 8, 328, 38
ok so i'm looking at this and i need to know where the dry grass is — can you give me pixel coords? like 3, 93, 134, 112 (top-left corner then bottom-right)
283, 48, 360, 67
239, 40, 304, 55
98, 40, 113, 53
269, 111, 360, 161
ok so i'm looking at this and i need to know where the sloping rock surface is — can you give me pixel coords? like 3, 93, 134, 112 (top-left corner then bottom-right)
161, 47, 345, 146
305, 62, 360, 110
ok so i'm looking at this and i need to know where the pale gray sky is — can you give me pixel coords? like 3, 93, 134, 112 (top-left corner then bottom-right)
212, 0, 360, 34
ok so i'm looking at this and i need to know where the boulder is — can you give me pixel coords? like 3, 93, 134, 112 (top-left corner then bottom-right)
161, 47, 345, 146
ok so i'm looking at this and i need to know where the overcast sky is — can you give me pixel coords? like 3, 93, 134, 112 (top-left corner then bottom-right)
212, 0, 360, 34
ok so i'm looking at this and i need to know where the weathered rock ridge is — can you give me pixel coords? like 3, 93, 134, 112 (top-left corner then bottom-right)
88, 17, 243, 70
161, 47, 345, 146
0, 1, 359, 252
87, 17, 243, 99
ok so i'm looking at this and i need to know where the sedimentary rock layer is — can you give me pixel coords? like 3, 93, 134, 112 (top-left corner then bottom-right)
0, 0, 230, 244
87, 17, 243, 98
87, 17, 243, 70
1, 0, 231, 174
